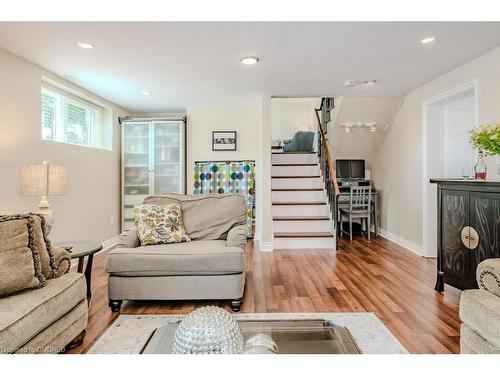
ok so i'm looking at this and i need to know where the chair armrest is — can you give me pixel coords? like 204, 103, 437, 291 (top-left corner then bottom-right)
226, 225, 248, 250
117, 228, 140, 248
477, 259, 500, 298
52, 247, 71, 278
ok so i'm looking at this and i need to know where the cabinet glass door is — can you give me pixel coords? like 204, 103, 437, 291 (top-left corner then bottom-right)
122, 122, 151, 230
153, 121, 184, 194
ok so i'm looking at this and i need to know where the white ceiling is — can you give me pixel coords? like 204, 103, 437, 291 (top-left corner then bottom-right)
1, 22, 500, 112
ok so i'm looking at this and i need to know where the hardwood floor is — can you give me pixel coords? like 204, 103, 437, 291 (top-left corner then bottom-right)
67, 236, 461, 354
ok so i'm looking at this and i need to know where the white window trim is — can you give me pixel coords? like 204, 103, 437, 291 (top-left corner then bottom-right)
41, 80, 112, 151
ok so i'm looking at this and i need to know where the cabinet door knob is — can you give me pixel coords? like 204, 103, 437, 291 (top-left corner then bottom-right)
461, 226, 480, 250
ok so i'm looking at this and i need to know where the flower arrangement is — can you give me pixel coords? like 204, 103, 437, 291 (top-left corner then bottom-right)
469, 122, 500, 155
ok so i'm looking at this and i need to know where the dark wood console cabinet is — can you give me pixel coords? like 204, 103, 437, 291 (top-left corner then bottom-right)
430, 179, 500, 292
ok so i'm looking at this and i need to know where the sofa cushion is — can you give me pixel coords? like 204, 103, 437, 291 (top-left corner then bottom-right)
106, 240, 245, 276
133, 203, 191, 246
460, 289, 500, 348
0, 272, 86, 353
31, 214, 56, 279
143, 194, 247, 241
0, 215, 45, 297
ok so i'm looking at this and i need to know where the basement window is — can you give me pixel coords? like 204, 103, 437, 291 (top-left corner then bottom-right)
41, 83, 112, 150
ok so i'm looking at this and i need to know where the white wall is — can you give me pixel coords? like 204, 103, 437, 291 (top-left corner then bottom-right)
186, 96, 273, 248
0, 47, 129, 243
328, 96, 403, 171
271, 98, 317, 141
373, 45, 500, 255
186, 98, 261, 189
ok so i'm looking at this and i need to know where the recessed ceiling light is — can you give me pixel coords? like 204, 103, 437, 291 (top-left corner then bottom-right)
141, 90, 152, 96
77, 42, 94, 49
240, 56, 259, 65
421, 37, 435, 45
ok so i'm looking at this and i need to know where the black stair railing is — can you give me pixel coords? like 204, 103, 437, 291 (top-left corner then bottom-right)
315, 99, 340, 246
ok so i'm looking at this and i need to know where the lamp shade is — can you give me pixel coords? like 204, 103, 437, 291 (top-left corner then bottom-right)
21, 162, 67, 196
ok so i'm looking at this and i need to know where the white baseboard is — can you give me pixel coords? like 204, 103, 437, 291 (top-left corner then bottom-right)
254, 236, 274, 251
378, 228, 423, 257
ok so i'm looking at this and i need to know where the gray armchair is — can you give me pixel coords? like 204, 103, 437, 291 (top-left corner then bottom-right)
459, 259, 500, 353
283, 131, 315, 152
106, 193, 248, 312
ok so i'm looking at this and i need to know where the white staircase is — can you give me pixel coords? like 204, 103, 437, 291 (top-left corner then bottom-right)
271, 152, 336, 250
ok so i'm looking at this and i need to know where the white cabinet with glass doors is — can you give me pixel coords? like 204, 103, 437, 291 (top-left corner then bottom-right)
121, 120, 186, 230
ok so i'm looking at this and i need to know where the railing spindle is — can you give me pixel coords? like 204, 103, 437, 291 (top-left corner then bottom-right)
315, 103, 340, 247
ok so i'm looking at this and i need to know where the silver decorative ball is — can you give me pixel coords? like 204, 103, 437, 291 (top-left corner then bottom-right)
172, 306, 244, 354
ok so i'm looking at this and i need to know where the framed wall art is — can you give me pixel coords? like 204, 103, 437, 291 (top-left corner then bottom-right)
212, 131, 237, 151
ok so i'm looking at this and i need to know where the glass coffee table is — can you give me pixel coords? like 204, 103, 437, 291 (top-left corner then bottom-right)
141, 319, 361, 354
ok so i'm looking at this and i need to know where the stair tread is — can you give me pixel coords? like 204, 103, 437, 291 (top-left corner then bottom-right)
272, 175, 321, 178
272, 188, 323, 191
274, 231, 334, 238
273, 216, 330, 221
272, 201, 326, 205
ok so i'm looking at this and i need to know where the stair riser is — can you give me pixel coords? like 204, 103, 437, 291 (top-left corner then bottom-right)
272, 204, 330, 216
271, 190, 325, 202
272, 165, 320, 177
271, 153, 318, 165
271, 177, 323, 189
273, 220, 334, 232
273, 237, 336, 250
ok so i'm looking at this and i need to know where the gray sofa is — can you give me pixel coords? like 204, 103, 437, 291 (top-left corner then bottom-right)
0, 248, 88, 354
283, 131, 315, 152
460, 259, 500, 353
106, 193, 248, 312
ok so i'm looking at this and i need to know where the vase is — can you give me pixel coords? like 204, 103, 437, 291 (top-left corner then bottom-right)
485, 155, 500, 182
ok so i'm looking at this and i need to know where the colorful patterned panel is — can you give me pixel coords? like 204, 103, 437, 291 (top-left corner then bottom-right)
193, 161, 256, 237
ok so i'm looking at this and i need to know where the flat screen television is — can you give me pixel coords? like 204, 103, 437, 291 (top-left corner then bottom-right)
335, 159, 365, 179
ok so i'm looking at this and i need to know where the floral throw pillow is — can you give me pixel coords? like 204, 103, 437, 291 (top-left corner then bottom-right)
133, 203, 191, 246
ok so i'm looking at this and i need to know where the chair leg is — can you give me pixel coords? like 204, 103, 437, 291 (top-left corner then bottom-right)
231, 298, 243, 312
367, 215, 371, 241
349, 215, 353, 241
340, 214, 343, 237
108, 299, 123, 313
65, 329, 86, 350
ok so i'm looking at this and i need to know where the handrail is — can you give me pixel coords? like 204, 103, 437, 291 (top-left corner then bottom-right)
315, 104, 341, 247
314, 108, 340, 196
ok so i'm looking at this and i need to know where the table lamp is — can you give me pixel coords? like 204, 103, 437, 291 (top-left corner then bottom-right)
20, 160, 67, 233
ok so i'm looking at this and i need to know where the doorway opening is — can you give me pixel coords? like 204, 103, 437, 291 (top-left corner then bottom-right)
422, 81, 478, 257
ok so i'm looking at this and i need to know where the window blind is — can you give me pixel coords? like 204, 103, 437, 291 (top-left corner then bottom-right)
41, 83, 110, 150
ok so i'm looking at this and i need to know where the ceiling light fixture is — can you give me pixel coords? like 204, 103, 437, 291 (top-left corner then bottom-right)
421, 37, 435, 45
240, 56, 259, 65
341, 122, 377, 134
141, 90, 152, 96
344, 80, 376, 88
77, 42, 94, 49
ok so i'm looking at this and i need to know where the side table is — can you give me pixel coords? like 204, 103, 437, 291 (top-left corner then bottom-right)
55, 241, 103, 301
